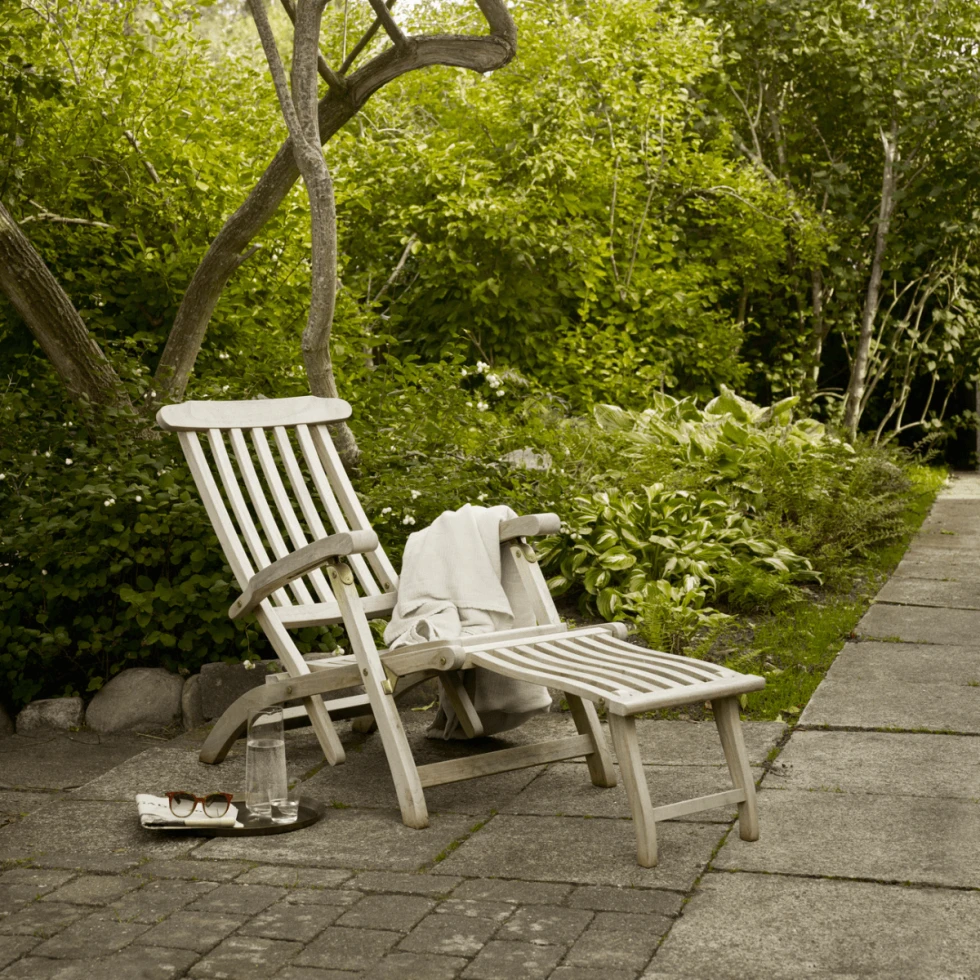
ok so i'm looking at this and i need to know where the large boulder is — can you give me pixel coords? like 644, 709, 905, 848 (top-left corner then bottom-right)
86, 668, 184, 733
0, 705, 13, 737
16, 697, 84, 734
198, 662, 267, 721
181, 673, 206, 731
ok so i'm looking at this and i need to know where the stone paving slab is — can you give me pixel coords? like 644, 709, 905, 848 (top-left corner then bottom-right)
432, 812, 725, 889
713, 788, 980, 887
0, 791, 57, 827
938, 473, 980, 499
799, 641, 980, 732
857, 603, 980, 645
196, 808, 478, 872
70, 737, 333, 802
0, 733, 149, 791
648, 871, 980, 979
892, 547, 980, 578
772, 730, 980, 798
874, 575, 980, 608
2, 946, 199, 979
0, 800, 195, 862
499, 764, 746, 823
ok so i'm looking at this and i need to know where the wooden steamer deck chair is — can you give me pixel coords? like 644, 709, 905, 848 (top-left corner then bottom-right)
157, 396, 765, 867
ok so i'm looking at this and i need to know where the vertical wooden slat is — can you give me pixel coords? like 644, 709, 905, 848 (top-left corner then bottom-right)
204, 429, 293, 607
311, 424, 399, 590
232, 427, 316, 606
179, 432, 254, 588
294, 425, 380, 596
270, 427, 337, 603
223, 428, 308, 606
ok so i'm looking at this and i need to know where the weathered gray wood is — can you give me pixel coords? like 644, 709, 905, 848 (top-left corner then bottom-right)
157, 396, 352, 431
227, 427, 311, 606
437, 672, 485, 739
417, 734, 595, 788
566, 694, 617, 789
499, 513, 561, 541
230, 530, 379, 619
713, 695, 760, 841
608, 714, 657, 867
326, 562, 429, 829
274, 591, 398, 627
650, 788, 746, 823
294, 424, 380, 595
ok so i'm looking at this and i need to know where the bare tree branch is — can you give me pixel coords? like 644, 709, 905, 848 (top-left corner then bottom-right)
277, 0, 347, 94
340, 0, 397, 75
156, 1, 516, 401
365, 0, 407, 47
121, 128, 161, 184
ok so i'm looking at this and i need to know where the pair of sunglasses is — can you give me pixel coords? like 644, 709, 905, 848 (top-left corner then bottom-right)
166, 791, 234, 819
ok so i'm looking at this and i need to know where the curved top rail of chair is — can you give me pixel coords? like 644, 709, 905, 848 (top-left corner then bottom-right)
156, 396, 353, 432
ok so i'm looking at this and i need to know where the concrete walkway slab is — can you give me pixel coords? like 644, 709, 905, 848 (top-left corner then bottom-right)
774, 730, 980, 798
713, 788, 980, 887
500, 764, 744, 823
892, 548, 980, 578
874, 575, 980, 608
857, 603, 980, 645
431, 812, 725, 889
196, 807, 476, 872
647, 872, 980, 979
799, 641, 980, 732
0, 733, 149, 791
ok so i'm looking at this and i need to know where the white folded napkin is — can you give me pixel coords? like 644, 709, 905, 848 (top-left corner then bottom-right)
136, 794, 242, 829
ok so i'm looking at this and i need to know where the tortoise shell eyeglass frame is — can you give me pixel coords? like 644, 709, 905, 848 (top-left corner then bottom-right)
166, 791, 234, 818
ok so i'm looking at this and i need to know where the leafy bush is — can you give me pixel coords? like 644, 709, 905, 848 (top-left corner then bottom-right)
0, 375, 338, 709
539, 485, 816, 622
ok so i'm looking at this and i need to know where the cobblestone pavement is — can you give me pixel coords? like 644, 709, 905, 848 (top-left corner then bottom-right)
2, 473, 979, 978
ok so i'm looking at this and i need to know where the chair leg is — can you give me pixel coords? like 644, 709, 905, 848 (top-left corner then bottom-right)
608, 713, 657, 867
566, 695, 617, 788
304, 695, 346, 767
198, 681, 346, 767
712, 696, 759, 841
437, 672, 484, 738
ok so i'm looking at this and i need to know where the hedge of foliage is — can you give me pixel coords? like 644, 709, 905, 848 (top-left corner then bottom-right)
0, 360, 916, 711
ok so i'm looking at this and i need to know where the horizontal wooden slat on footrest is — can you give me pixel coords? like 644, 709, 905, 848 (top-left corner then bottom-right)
463, 629, 764, 716
650, 788, 746, 823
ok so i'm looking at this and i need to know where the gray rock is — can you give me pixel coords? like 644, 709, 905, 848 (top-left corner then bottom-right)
198, 662, 267, 721
85, 668, 183, 733
15, 697, 84, 735
180, 674, 205, 731
501, 447, 553, 471
0, 704, 13, 737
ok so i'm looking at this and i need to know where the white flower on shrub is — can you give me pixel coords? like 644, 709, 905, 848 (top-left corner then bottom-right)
0, 473, 5, 480
403, 515, 416, 525
476, 360, 489, 373
410, 490, 421, 499
65, 458, 72, 465
381, 506, 392, 515
104, 498, 115, 507
495, 390, 505, 397
135, 495, 142, 503
486, 373, 501, 389
477, 401, 489, 412
477, 492, 488, 501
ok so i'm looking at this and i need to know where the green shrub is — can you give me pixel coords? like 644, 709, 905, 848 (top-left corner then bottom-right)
539, 484, 816, 621
0, 376, 338, 710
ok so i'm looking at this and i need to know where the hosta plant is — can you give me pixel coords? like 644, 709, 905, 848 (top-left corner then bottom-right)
539, 484, 817, 621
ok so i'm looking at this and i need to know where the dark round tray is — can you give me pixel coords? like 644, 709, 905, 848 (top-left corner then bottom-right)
144, 799, 322, 837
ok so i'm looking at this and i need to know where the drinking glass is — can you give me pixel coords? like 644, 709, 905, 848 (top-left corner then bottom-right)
245, 706, 287, 820
272, 787, 301, 825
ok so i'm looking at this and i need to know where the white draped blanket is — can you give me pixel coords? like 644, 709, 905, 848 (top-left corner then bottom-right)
384, 503, 552, 737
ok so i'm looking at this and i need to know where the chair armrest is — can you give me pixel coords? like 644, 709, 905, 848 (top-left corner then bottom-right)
499, 513, 561, 541
230, 530, 379, 620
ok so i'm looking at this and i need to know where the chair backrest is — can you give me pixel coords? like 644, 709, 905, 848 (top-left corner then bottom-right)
157, 397, 399, 630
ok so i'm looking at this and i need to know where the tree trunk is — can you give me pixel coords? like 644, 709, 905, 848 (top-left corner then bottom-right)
154, 6, 517, 402
843, 125, 898, 439
0, 201, 128, 409
802, 265, 826, 408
